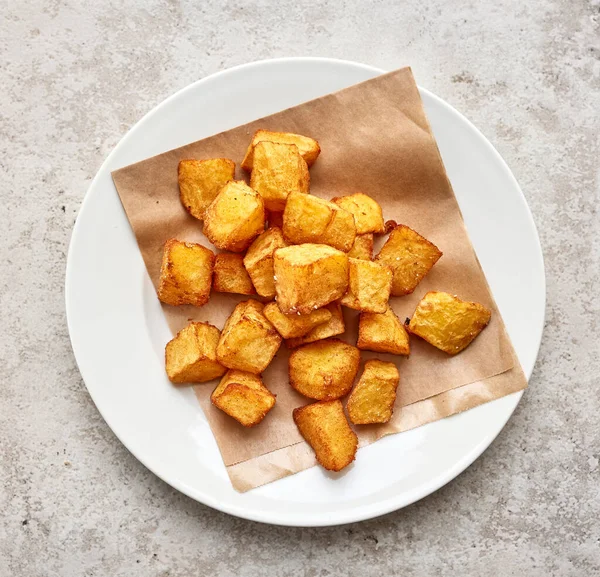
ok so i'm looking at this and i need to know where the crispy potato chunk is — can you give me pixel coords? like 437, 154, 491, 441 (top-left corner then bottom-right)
357, 307, 410, 355
157, 239, 214, 306
340, 258, 392, 313
346, 360, 400, 425
289, 338, 360, 400
375, 224, 442, 296
213, 253, 255, 295
211, 370, 276, 427
267, 211, 284, 229
407, 291, 492, 354
273, 244, 349, 314
331, 192, 385, 234
203, 181, 265, 252
347, 233, 373, 260
178, 158, 235, 220
263, 302, 332, 339
250, 141, 310, 211
282, 191, 356, 252
243, 227, 288, 298
165, 322, 226, 384
216, 300, 282, 373
286, 302, 345, 348
242, 129, 321, 171
293, 400, 358, 471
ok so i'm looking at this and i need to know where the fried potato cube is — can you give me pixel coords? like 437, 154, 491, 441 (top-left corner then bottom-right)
243, 227, 288, 298
178, 158, 235, 220
203, 180, 265, 252
282, 191, 356, 252
267, 210, 284, 229
357, 307, 410, 356
407, 291, 492, 354
293, 400, 358, 471
212, 253, 255, 295
346, 360, 400, 425
273, 244, 349, 314
242, 129, 321, 171
340, 258, 392, 313
375, 224, 442, 296
157, 239, 214, 306
165, 322, 226, 384
250, 141, 310, 211
286, 302, 345, 348
289, 338, 360, 400
211, 370, 276, 427
263, 302, 332, 339
216, 300, 282, 373
347, 233, 373, 260
331, 192, 385, 234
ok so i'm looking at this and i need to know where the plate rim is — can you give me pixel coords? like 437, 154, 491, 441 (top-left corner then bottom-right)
65, 57, 546, 527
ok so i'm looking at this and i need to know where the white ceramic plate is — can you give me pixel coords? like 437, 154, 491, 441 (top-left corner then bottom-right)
66, 58, 545, 527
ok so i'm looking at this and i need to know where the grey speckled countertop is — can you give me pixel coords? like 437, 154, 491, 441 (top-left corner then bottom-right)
1, 1, 599, 576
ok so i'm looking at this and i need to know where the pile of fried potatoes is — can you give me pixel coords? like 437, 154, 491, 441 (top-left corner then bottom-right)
162, 130, 492, 472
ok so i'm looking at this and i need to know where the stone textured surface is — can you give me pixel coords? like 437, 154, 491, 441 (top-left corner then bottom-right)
1, 1, 599, 575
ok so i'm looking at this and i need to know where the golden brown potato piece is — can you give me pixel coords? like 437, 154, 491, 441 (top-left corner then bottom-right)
289, 338, 360, 400
212, 253, 255, 295
282, 191, 356, 252
165, 322, 226, 384
273, 244, 349, 314
203, 181, 265, 252
293, 400, 358, 471
216, 300, 282, 373
340, 258, 392, 313
242, 129, 321, 171
250, 141, 310, 211
375, 224, 442, 296
263, 302, 332, 339
346, 360, 400, 425
267, 211, 284, 229
347, 233, 373, 260
243, 227, 288, 298
331, 192, 385, 234
286, 302, 345, 348
178, 158, 235, 221
211, 370, 276, 427
157, 239, 214, 306
357, 307, 410, 355
407, 291, 492, 354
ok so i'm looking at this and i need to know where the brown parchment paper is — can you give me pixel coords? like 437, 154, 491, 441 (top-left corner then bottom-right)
111, 67, 527, 492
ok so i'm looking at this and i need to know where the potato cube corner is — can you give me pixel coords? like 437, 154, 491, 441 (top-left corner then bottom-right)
211, 370, 276, 427
157, 239, 214, 306
332, 192, 385, 234
346, 360, 400, 425
249, 141, 310, 211
165, 322, 226, 384
242, 129, 320, 171
273, 244, 349, 314
357, 307, 410, 356
293, 400, 358, 472
289, 338, 360, 400
178, 158, 235, 221
216, 300, 282, 373
286, 302, 345, 348
340, 258, 392, 313
263, 301, 332, 339
282, 191, 356, 252
213, 253, 255, 295
375, 224, 442, 296
243, 227, 288, 298
203, 180, 265, 252
407, 291, 492, 354
347, 233, 374, 260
